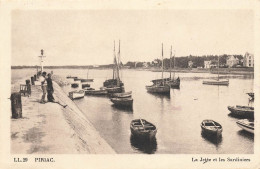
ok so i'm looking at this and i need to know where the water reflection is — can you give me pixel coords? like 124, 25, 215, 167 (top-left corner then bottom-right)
201, 131, 223, 147
130, 135, 157, 154
237, 130, 254, 141
147, 92, 171, 100
111, 104, 133, 113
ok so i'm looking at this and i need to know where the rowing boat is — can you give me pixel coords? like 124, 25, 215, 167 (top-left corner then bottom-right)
69, 90, 85, 100
201, 120, 222, 136
236, 119, 254, 134
130, 119, 157, 139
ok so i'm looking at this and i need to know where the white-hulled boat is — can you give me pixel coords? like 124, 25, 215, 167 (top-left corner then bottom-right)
201, 120, 222, 136
203, 56, 229, 86
203, 79, 229, 85
69, 90, 85, 100
236, 119, 254, 134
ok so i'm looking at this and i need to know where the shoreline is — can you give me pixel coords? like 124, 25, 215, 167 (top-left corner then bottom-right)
11, 77, 115, 154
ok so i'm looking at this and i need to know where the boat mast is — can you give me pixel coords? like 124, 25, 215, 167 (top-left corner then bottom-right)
173, 49, 175, 80
162, 43, 164, 82
170, 45, 172, 79
113, 40, 116, 80
217, 55, 219, 81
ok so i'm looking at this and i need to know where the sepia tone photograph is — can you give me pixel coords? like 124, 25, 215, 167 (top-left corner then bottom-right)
1, 0, 260, 168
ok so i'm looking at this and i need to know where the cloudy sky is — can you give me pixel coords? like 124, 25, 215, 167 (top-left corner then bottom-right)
12, 10, 254, 66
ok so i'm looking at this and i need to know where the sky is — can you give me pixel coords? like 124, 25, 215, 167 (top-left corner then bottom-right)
12, 10, 254, 66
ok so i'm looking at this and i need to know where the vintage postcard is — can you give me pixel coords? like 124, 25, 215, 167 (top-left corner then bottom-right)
0, 0, 259, 168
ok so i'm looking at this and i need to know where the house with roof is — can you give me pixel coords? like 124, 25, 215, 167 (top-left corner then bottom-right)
243, 52, 254, 67
204, 61, 211, 68
227, 55, 239, 68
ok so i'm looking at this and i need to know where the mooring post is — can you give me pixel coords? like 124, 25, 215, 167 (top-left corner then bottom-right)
11, 93, 22, 119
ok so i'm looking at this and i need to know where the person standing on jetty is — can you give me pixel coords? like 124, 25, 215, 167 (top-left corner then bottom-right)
39, 72, 47, 104
47, 73, 55, 102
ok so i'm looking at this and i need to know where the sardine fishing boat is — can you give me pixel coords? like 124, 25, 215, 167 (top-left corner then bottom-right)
201, 120, 222, 136
146, 43, 170, 94
69, 90, 85, 100
110, 97, 133, 107
80, 68, 94, 82
228, 105, 254, 118
130, 119, 157, 139
236, 119, 254, 134
103, 40, 124, 93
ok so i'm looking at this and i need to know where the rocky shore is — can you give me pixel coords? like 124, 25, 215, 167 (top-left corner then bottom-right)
11, 77, 115, 154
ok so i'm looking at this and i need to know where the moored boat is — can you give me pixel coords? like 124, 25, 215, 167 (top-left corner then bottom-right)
82, 83, 90, 88
146, 84, 170, 94
110, 91, 132, 98
201, 120, 222, 136
81, 79, 94, 82
130, 119, 157, 139
74, 78, 81, 82
228, 105, 254, 118
85, 87, 108, 95
71, 83, 79, 88
202, 79, 229, 85
69, 90, 85, 100
66, 75, 78, 79
146, 43, 170, 95
110, 97, 133, 107
236, 119, 254, 134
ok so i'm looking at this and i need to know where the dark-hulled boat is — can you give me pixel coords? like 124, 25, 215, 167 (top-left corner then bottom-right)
236, 119, 254, 134
130, 119, 157, 139
110, 91, 132, 98
146, 44, 170, 95
82, 83, 90, 88
201, 120, 222, 136
66, 75, 78, 79
81, 79, 94, 82
110, 97, 133, 107
71, 83, 79, 88
85, 87, 108, 95
228, 105, 254, 118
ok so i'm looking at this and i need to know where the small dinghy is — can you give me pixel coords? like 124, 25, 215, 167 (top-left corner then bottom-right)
82, 83, 90, 88
110, 97, 133, 107
236, 119, 254, 134
130, 119, 157, 139
66, 75, 77, 79
69, 90, 85, 100
228, 105, 254, 118
201, 120, 222, 136
80, 79, 94, 82
71, 83, 79, 88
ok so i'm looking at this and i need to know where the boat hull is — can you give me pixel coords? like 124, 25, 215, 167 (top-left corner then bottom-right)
236, 119, 254, 134
203, 79, 229, 86
69, 90, 85, 100
110, 91, 132, 98
228, 106, 254, 118
106, 86, 125, 94
201, 120, 223, 136
130, 119, 157, 139
81, 79, 94, 82
146, 85, 170, 94
111, 98, 133, 107
85, 89, 108, 95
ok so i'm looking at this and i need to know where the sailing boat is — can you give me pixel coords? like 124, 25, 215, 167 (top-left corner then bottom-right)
168, 46, 180, 88
104, 40, 125, 93
150, 46, 180, 88
202, 56, 229, 85
80, 68, 94, 82
146, 43, 170, 94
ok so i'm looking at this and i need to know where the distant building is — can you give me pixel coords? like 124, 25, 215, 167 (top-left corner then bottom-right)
227, 55, 239, 68
204, 61, 211, 68
188, 61, 193, 68
243, 52, 254, 67
143, 62, 149, 68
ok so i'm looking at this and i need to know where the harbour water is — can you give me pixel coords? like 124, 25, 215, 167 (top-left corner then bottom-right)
12, 69, 254, 154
